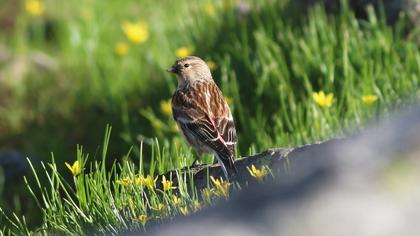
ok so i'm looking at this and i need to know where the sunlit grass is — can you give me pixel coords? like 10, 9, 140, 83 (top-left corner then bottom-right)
3, 126, 240, 234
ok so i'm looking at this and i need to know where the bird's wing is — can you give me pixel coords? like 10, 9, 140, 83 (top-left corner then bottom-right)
172, 81, 237, 168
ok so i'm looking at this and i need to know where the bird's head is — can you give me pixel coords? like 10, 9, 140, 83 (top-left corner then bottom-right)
167, 56, 212, 83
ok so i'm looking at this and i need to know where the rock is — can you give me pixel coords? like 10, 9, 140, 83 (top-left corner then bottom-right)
142, 105, 420, 236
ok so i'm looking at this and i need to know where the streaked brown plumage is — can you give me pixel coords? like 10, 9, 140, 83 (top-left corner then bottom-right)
167, 56, 237, 178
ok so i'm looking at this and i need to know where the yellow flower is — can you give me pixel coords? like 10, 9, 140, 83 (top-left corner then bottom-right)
361, 95, 378, 105
193, 200, 201, 212
201, 188, 214, 204
115, 42, 128, 57
65, 160, 81, 176
116, 177, 132, 187
151, 203, 167, 217
247, 164, 268, 182
152, 203, 165, 211
172, 195, 181, 206
205, 3, 216, 16
161, 175, 176, 192
206, 61, 217, 71
121, 21, 149, 44
134, 177, 143, 186
142, 175, 158, 190
175, 47, 193, 58
160, 99, 172, 116
179, 206, 189, 216
25, 0, 45, 16
312, 91, 334, 108
134, 214, 149, 226
210, 176, 231, 198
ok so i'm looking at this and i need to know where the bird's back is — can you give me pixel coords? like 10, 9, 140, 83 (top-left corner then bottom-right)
172, 80, 237, 160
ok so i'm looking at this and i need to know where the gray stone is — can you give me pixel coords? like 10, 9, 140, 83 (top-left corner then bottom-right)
142, 105, 420, 236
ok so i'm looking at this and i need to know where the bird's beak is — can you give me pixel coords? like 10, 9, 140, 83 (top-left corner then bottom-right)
166, 66, 174, 73
167, 64, 180, 74
167, 65, 176, 73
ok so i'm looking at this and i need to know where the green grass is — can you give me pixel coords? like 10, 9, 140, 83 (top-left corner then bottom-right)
3, 126, 235, 235
0, 0, 419, 234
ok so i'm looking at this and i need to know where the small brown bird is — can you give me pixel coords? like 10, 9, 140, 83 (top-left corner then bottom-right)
167, 56, 237, 179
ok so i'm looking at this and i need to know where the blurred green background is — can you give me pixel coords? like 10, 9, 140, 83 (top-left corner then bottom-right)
0, 0, 419, 232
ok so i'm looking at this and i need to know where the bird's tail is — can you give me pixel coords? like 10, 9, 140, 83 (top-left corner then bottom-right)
214, 153, 238, 180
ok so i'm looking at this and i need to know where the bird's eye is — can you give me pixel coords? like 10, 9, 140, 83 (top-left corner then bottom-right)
184, 64, 190, 68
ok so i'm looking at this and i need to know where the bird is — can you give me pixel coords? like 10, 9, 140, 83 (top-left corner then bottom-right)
167, 56, 238, 179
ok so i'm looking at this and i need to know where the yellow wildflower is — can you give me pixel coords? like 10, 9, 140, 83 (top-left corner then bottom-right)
142, 175, 158, 190
210, 176, 231, 198
172, 195, 181, 206
175, 47, 193, 58
210, 176, 221, 186
161, 175, 177, 192
247, 164, 268, 182
25, 0, 45, 16
121, 21, 149, 44
206, 61, 217, 71
134, 214, 149, 226
361, 95, 379, 105
201, 188, 214, 204
115, 42, 128, 57
193, 200, 201, 212
152, 203, 165, 211
151, 203, 166, 217
134, 176, 143, 186
312, 91, 334, 108
116, 177, 132, 187
65, 160, 81, 176
179, 206, 189, 216
205, 3, 216, 16
160, 99, 172, 116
